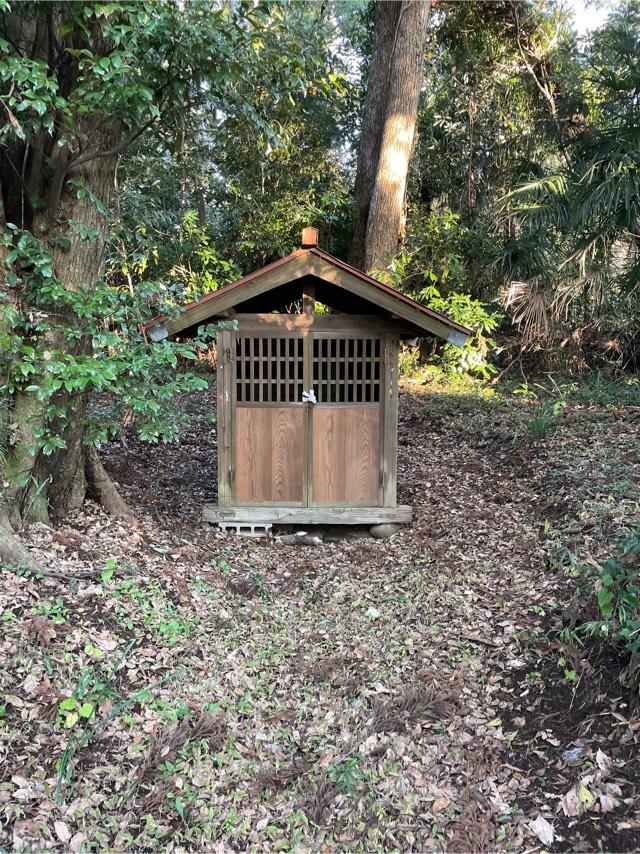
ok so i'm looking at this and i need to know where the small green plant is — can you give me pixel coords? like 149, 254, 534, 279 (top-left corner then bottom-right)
328, 755, 363, 793
212, 559, 233, 575
153, 607, 199, 645
511, 382, 539, 400
56, 639, 137, 730
222, 810, 241, 834
548, 544, 580, 575
528, 400, 565, 439
58, 696, 97, 729
514, 400, 565, 443
56, 666, 179, 802
558, 626, 583, 648
557, 656, 578, 683
1, 561, 43, 581
166, 788, 193, 823
583, 528, 640, 659
57, 665, 116, 729
101, 557, 119, 584
247, 569, 270, 600
34, 596, 69, 624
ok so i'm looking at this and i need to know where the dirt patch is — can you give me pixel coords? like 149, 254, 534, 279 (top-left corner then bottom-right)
502, 637, 640, 852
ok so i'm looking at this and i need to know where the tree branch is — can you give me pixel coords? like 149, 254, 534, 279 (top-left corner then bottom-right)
68, 116, 159, 170
511, 2, 571, 166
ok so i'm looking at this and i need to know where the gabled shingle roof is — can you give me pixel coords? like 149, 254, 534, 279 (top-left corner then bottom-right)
145, 247, 471, 345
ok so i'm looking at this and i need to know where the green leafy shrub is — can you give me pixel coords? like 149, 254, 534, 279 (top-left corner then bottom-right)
398, 344, 421, 377
115, 209, 242, 305
374, 209, 503, 378
422, 286, 502, 378
0, 219, 224, 456
387, 209, 470, 294
584, 528, 640, 661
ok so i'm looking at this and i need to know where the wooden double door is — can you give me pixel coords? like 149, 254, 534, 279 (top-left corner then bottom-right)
218, 320, 394, 508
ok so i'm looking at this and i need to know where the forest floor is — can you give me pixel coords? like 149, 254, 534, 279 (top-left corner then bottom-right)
1, 373, 640, 852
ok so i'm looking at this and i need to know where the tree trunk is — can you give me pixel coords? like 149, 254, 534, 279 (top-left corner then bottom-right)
349, 0, 431, 274
348, 1, 402, 271
0, 8, 132, 560
3, 128, 133, 532
0, 511, 38, 570
85, 446, 132, 519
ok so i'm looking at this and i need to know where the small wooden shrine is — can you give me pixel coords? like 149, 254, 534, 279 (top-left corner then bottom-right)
147, 228, 470, 528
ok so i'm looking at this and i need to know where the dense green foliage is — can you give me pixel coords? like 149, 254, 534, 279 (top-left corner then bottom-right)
2, 0, 639, 471
0, 1, 341, 461
586, 528, 640, 659
498, 3, 640, 365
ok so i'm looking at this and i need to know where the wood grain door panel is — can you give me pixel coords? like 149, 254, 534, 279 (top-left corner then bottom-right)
232, 331, 384, 508
311, 406, 380, 504
235, 407, 305, 503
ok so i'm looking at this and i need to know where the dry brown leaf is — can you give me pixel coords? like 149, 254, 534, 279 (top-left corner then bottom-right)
432, 796, 451, 813
54, 821, 71, 843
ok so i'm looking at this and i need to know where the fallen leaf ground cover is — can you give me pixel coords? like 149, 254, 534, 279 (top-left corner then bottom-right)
1, 373, 639, 851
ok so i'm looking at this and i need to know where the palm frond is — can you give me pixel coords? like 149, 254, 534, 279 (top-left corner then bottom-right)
500, 279, 551, 342
552, 261, 612, 322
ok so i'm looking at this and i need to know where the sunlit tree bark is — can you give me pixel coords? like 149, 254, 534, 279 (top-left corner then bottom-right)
348, 1, 402, 271
349, 0, 431, 274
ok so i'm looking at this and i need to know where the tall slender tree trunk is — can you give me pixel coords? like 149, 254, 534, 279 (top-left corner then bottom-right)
349, 1, 402, 271
348, 0, 431, 274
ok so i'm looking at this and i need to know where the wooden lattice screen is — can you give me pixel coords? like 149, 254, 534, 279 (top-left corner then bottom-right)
313, 337, 381, 403
236, 337, 304, 403
235, 335, 381, 404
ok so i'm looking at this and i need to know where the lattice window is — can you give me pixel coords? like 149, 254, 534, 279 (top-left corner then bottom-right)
235, 337, 304, 403
313, 337, 381, 403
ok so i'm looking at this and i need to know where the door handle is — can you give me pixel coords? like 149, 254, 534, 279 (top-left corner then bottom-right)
302, 389, 317, 404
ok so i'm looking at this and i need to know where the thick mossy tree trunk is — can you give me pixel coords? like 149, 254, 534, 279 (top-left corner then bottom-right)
5, 127, 129, 526
1, 128, 132, 545
348, 0, 431, 274
0, 10, 132, 562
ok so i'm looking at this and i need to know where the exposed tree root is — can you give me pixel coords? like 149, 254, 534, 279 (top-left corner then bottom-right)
0, 510, 37, 570
84, 445, 133, 520
0, 447, 132, 569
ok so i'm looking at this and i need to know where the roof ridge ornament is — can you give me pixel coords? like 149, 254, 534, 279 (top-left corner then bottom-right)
301, 226, 318, 248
